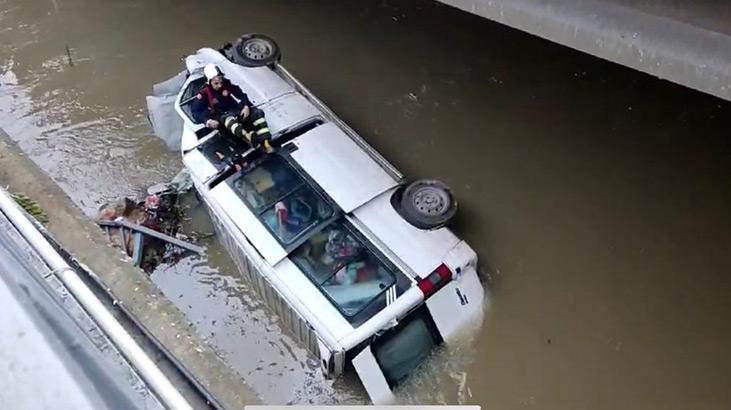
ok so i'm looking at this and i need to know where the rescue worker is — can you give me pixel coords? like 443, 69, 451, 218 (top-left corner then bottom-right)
191, 63, 273, 152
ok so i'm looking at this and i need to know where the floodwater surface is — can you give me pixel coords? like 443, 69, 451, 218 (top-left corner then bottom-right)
1, 0, 731, 409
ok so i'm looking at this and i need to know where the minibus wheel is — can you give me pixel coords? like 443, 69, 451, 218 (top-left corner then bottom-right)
232, 34, 281, 67
396, 179, 457, 230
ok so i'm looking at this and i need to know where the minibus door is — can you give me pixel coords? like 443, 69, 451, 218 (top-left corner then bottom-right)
352, 346, 396, 404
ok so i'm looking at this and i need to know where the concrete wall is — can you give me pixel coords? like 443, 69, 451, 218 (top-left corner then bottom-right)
438, 0, 731, 101
0, 130, 261, 409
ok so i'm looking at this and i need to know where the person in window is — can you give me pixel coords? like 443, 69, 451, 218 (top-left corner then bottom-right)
270, 192, 330, 241
325, 228, 363, 262
191, 63, 274, 153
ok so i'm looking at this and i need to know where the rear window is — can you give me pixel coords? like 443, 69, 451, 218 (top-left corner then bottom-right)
228, 156, 334, 245
291, 221, 397, 318
371, 310, 439, 388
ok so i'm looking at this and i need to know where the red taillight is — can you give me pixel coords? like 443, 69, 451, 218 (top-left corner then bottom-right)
417, 264, 452, 298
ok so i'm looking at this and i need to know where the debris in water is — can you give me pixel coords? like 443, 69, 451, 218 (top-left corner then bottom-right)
65, 44, 74, 67
455, 371, 468, 404
0, 69, 19, 86
95, 170, 202, 272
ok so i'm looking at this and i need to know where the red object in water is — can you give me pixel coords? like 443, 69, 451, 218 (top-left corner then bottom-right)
99, 208, 118, 221
143, 216, 161, 231
144, 194, 161, 210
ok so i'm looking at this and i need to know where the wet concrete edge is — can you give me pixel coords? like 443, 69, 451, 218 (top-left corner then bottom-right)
0, 214, 165, 410
0, 128, 261, 408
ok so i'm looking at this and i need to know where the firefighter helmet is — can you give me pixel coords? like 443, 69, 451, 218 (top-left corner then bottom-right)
203, 63, 223, 83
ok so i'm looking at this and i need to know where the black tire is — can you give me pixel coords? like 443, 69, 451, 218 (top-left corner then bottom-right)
232, 34, 281, 67
396, 179, 457, 230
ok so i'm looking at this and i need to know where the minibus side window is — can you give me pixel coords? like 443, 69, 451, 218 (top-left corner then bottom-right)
228, 156, 334, 245
291, 221, 396, 317
259, 187, 334, 244
231, 156, 303, 212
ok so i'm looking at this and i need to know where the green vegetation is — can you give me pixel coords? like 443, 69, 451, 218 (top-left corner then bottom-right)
11, 192, 49, 224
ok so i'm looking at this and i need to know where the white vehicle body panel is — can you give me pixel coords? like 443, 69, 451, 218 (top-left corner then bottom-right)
290, 123, 399, 213
182, 147, 218, 182
353, 191, 462, 278
256, 93, 321, 134
352, 346, 396, 405
426, 266, 485, 342
180, 127, 201, 153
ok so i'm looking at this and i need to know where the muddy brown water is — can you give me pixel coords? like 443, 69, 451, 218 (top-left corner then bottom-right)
2, 0, 731, 408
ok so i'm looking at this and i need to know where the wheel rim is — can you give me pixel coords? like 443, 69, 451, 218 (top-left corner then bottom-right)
411, 186, 450, 216
242, 38, 273, 61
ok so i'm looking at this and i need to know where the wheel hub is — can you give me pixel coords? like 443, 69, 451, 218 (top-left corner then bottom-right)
243, 39, 272, 61
412, 187, 449, 216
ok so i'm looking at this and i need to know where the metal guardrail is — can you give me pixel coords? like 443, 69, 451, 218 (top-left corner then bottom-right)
16, 201, 225, 409
0, 188, 195, 410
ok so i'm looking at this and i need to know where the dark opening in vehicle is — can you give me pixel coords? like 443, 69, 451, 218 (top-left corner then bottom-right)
272, 117, 324, 148
371, 307, 442, 388
178, 77, 206, 123
197, 133, 250, 171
